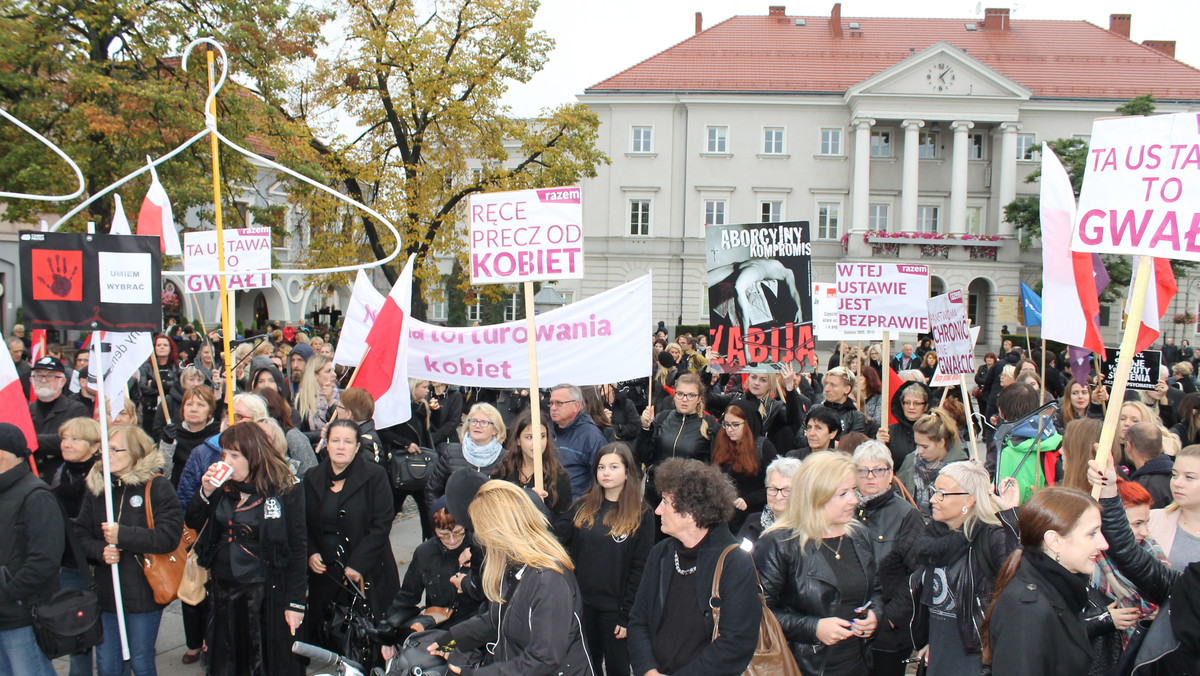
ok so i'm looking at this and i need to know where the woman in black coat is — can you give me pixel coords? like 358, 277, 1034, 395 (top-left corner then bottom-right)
423, 403, 506, 515
636, 373, 717, 505
381, 502, 470, 643
429, 382, 464, 446
982, 487, 1106, 675
755, 452, 885, 676
302, 419, 399, 649
875, 381, 932, 470
379, 378, 435, 538
711, 399, 777, 535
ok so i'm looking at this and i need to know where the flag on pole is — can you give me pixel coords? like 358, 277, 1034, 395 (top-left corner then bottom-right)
1127, 257, 1177, 354
886, 366, 904, 427
355, 255, 416, 428
0, 346, 39, 470
333, 270, 387, 368
1019, 282, 1042, 327
88, 332, 155, 421
136, 160, 182, 255
110, 194, 131, 235
28, 329, 47, 403
1040, 143, 1108, 354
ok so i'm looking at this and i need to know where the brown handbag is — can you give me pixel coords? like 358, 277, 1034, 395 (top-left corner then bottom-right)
140, 477, 187, 605
711, 544, 804, 676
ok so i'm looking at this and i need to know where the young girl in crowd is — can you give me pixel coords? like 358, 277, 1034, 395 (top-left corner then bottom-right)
712, 399, 777, 533
495, 409, 573, 518
896, 409, 967, 517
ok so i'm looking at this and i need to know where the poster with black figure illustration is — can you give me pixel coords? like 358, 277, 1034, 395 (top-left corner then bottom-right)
20, 231, 162, 331
706, 220, 815, 373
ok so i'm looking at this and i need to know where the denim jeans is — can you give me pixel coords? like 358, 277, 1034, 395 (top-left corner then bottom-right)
96, 609, 162, 676
0, 625, 56, 676
58, 567, 95, 676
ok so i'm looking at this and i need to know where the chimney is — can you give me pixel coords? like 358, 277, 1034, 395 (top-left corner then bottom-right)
983, 8, 1010, 31
831, 2, 843, 38
695, 11, 703, 34
768, 6, 786, 17
1143, 40, 1177, 58
1110, 14, 1131, 39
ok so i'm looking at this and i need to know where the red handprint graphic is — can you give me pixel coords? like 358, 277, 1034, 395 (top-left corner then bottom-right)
31, 249, 83, 301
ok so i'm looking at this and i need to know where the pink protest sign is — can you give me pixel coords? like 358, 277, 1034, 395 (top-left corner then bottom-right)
469, 186, 584, 284
835, 263, 930, 333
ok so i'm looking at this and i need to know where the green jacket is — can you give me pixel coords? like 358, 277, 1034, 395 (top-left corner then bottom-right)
997, 432, 1064, 505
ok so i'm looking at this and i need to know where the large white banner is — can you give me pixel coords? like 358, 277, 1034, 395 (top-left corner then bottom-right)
469, 187, 584, 284
927, 291, 976, 376
183, 227, 272, 293
408, 275, 652, 387
835, 263, 930, 333
1071, 112, 1200, 261
812, 281, 882, 341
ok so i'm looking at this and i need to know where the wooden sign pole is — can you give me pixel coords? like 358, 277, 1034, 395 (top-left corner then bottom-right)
345, 347, 370, 389
524, 281, 544, 493
960, 372, 980, 462
1092, 256, 1154, 498
881, 331, 891, 418
149, 355, 172, 425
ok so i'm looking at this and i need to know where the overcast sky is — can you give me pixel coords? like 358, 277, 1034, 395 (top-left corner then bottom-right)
498, 0, 1200, 116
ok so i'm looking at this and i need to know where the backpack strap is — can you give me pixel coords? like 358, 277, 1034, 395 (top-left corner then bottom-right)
709, 543, 741, 641
48, 493, 96, 590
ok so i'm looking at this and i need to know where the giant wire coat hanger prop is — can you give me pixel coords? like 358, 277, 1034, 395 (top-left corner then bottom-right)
49, 38, 404, 278
0, 108, 86, 202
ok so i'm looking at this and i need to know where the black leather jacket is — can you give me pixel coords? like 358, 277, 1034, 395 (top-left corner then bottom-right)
636, 409, 716, 476
855, 490, 925, 653
755, 526, 886, 674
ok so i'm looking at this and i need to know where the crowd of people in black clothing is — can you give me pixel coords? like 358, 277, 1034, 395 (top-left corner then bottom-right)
3, 321, 1200, 676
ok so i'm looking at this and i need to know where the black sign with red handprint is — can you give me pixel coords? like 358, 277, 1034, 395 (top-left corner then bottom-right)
19, 231, 162, 331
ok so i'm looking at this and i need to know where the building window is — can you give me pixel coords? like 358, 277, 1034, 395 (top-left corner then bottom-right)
819, 128, 841, 155
629, 199, 651, 236
704, 200, 727, 226
818, 202, 841, 239
429, 277, 449, 322
706, 126, 728, 153
869, 204, 890, 232
466, 300, 481, 322
870, 130, 891, 157
631, 126, 653, 153
761, 200, 783, 223
763, 127, 785, 154
969, 132, 986, 160
503, 292, 520, 322
1017, 133, 1036, 160
918, 132, 937, 159
561, 291, 575, 305
1099, 305, 1111, 327
966, 207, 983, 235
917, 206, 940, 233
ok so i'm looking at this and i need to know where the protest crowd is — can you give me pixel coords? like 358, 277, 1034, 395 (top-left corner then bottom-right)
1, 307, 1199, 676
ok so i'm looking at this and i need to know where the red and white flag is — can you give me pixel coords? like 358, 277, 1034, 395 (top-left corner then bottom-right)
137, 161, 182, 255
110, 194, 132, 235
27, 329, 47, 402
333, 270, 386, 368
1127, 257, 1177, 354
88, 332, 155, 421
1, 346, 39, 471
355, 255, 416, 428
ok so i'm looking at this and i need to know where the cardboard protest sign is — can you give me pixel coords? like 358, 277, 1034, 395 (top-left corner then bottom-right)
928, 291, 976, 376
812, 282, 882, 342
836, 263, 930, 333
1071, 112, 1200, 261
1101, 348, 1161, 392
706, 221, 815, 372
930, 326, 981, 387
406, 275, 651, 387
994, 296, 1018, 324
469, 187, 583, 284
183, 227, 272, 292
19, 231, 162, 331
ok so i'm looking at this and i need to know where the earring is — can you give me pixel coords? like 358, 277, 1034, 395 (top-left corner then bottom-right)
1055, 552, 1061, 563
961, 506, 968, 515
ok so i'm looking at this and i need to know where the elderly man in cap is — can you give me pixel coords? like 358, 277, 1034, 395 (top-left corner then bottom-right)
0, 423, 64, 675
29, 356, 89, 477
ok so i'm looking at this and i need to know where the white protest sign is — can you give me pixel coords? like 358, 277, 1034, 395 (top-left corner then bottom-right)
835, 263, 930, 333
408, 275, 651, 387
927, 290, 976, 376
183, 227, 272, 293
929, 325, 981, 387
1071, 112, 1200, 261
469, 187, 584, 284
97, 252, 154, 304
812, 282, 882, 341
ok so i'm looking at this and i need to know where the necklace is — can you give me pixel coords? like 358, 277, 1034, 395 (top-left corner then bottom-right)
823, 535, 844, 560
673, 551, 698, 576
1180, 513, 1200, 538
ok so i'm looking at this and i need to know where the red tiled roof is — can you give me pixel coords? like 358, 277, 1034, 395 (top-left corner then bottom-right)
586, 14, 1200, 100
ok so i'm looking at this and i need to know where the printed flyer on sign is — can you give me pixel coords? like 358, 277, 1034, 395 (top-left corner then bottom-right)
705, 220, 815, 372
835, 263, 930, 333
469, 186, 584, 284
927, 290, 976, 376
812, 282, 882, 342
1101, 348, 1162, 392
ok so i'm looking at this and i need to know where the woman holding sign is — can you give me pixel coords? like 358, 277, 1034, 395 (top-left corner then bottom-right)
637, 373, 717, 508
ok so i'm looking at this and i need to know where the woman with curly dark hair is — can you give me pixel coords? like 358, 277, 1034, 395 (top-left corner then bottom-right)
627, 458, 761, 676
494, 409, 573, 518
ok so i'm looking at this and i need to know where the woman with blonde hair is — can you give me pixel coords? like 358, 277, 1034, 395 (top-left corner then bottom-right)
424, 403, 506, 514
1146, 444, 1200, 567
295, 354, 340, 441
427, 480, 592, 674
896, 409, 967, 516
756, 451, 884, 675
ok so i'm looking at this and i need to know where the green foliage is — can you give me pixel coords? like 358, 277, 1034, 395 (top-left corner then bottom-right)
446, 259, 468, 327
1116, 94, 1157, 117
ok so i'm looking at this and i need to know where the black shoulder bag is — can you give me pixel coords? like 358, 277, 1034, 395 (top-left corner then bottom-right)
31, 501, 104, 659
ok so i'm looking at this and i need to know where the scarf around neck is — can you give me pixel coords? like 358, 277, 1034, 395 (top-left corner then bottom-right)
1022, 548, 1089, 612
462, 436, 504, 469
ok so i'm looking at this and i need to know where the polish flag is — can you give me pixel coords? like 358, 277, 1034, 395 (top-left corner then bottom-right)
110, 194, 132, 235
1, 346, 39, 473
333, 270, 386, 368
1040, 144, 1107, 355
1127, 257, 1177, 354
136, 161, 182, 255
27, 329, 47, 403
886, 366, 904, 427
355, 255, 416, 428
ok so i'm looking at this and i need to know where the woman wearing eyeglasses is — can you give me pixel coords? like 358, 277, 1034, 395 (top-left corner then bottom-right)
712, 399, 778, 534
424, 403, 507, 515
876, 381, 933, 471
901, 462, 1020, 676
738, 457, 802, 545
637, 373, 718, 510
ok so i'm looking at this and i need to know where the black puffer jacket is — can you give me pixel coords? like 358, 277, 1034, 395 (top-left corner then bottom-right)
422, 442, 503, 514
854, 489, 925, 653
816, 397, 866, 437
384, 534, 470, 631
885, 381, 934, 470
754, 526, 885, 675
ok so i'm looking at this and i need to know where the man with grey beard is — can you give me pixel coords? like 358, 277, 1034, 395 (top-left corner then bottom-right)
28, 356, 88, 477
